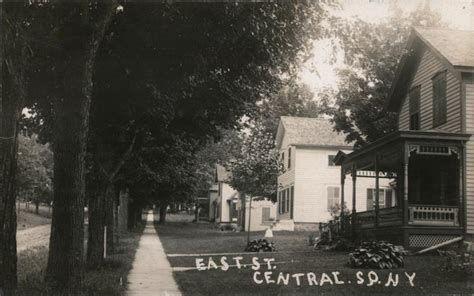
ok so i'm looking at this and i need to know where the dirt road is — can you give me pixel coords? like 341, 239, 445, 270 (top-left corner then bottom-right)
16, 224, 51, 253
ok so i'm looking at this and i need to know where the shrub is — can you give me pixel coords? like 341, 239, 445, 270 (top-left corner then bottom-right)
438, 249, 472, 274
349, 241, 407, 269
245, 239, 276, 252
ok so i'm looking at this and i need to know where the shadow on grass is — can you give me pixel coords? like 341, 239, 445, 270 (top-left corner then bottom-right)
14, 222, 146, 296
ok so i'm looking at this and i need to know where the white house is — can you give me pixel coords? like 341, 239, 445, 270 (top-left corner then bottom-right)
208, 183, 218, 221
240, 197, 278, 232
214, 164, 239, 224
213, 164, 278, 231
275, 116, 393, 231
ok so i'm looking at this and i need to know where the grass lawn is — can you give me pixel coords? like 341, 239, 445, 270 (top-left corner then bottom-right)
157, 219, 474, 296
16, 209, 51, 231
15, 223, 145, 295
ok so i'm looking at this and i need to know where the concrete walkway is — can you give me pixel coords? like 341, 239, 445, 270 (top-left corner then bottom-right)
127, 211, 181, 296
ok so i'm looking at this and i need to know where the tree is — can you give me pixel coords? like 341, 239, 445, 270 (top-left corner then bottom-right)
15, 1, 120, 292
16, 134, 53, 214
227, 122, 281, 200
1, 2, 36, 291
321, 3, 444, 147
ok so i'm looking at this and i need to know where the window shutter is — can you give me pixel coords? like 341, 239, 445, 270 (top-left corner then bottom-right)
433, 72, 447, 127
367, 189, 374, 211
290, 186, 294, 219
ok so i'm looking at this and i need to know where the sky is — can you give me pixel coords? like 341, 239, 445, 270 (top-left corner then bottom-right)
299, 0, 474, 94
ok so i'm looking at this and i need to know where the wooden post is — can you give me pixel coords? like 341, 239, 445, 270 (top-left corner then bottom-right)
103, 225, 107, 259
403, 144, 409, 227
402, 143, 410, 248
459, 145, 464, 229
351, 165, 357, 239
247, 195, 252, 244
340, 168, 345, 231
375, 155, 380, 228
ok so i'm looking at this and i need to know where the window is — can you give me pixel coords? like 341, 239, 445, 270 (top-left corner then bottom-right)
409, 86, 420, 130
288, 147, 292, 169
367, 188, 394, 210
262, 207, 271, 223
327, 186, 340, 211
432, 71, 447, 127
328, 155, 336, 166
282, 190, 287, 213
285, 188, 290, 212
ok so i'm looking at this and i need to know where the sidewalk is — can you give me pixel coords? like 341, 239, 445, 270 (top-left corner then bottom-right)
127, 211, 181, 296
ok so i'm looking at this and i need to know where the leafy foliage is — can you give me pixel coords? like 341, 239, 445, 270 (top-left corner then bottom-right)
226, 122, 281, 200
321, 3, 444, 147
349, 241, 407, 269
245, 239, 276, 252
438, 249, 472, 274
16, 134, 53, 205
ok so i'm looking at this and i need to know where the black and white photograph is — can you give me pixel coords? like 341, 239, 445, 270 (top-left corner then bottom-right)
1, 0, 473, 295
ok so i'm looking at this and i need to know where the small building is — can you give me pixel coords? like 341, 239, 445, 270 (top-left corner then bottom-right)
240, 197, 278, 232
208, 183, 218, 221
275, 116, 390, 231
214, 164, 239, 224
335, 27, 474, 249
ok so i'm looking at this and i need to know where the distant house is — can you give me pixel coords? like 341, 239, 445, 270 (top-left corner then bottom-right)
240, 197, 278, 232
275, 116, 391, 231
208, 183, 218, 221
335, 27, 474, 248
212, 164, 278, 231
214, 164, 240, 224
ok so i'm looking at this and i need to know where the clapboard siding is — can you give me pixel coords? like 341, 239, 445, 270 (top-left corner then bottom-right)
398, 49, 461, 133
465, 83, 474, 234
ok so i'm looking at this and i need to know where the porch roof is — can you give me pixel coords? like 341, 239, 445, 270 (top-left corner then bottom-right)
335, 130, 471, 169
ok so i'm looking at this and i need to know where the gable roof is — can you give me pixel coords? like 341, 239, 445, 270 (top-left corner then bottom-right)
215, 164, 229, 182
275, 116, 351, 150
387, 27, 474, 111
415, 27, 474, 69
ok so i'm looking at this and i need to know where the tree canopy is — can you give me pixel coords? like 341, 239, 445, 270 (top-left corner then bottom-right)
320, 3, 444, 147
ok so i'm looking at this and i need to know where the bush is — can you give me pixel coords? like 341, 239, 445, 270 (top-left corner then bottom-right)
438, 249, 472, 274
349, 241, 407, 269
245, 239, 275, 252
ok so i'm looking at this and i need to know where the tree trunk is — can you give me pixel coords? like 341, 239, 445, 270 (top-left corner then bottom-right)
113, 195, 119, 245
86, 192, 105, 269
105, 182, 115, 253
35, 200, 39, 214
0, 79, 21, 294
159, 206, 167, 224
0, 3, 29, 289
45, 4, 116, 292
45, 77, 90, 292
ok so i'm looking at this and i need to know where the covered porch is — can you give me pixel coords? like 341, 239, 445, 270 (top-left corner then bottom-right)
335, 130, 471, 249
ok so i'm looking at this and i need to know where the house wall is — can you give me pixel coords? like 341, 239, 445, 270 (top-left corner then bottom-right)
209, 184, 218, 221
465, 83, 474, 234
243, 199, 277, 232
292, 147, 391, 224
277, 145, 296, 220
218, 182, 239, 223
398, 49, 462, 132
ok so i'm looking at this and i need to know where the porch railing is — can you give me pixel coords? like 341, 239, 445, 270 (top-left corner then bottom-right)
352, 207, 403, 229
408, 205, 459, 227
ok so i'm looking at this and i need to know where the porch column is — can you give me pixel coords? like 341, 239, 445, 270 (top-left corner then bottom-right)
375, 155, 380, 228
351, 164, 357, 238
403, 144, 409, 227
340, 167, 345, 231
460, 144, 465, 229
